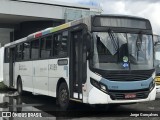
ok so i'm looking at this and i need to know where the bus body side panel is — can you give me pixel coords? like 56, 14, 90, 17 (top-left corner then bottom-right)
14, 61, 33, 92
82, 61, 102, 103
48, 58, 69, 97
0, 47, 4, 82
3, 63, 9, 87
32, 60, 49, 95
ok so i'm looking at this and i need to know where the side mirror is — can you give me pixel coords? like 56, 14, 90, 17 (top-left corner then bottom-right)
154, 51, 160, 67
85, 33, 92, 52
154, 60, 160, 67
155, 52, 160, 61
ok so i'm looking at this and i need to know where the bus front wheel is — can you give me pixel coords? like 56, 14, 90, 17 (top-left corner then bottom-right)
58, 82, 70, 110
17, 78, 23, 95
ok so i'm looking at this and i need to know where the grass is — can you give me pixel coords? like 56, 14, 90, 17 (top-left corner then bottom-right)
0, 81, 8, 91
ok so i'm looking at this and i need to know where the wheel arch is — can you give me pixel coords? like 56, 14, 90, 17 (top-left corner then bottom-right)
16, 75, 21, 88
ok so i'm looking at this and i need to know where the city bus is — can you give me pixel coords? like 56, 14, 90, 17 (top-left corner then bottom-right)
154, 35, 160, 92
3, 15, 156, 109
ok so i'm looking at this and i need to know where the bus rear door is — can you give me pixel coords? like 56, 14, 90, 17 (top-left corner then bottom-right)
9, 47, 15, 87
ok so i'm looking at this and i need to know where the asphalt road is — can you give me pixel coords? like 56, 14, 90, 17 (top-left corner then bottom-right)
0, 90, 160, 120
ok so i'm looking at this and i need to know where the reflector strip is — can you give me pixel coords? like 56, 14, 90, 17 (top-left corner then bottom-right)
42, 30, 50, 36
27, 23, 71, 40
35, 32, 42, 38
50, 23, 70, 33
27, 34, 34, 40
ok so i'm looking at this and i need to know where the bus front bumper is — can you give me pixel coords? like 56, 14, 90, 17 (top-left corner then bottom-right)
156, 85, 160, 93
155, 76, 160, 93
88, 85, 156, 104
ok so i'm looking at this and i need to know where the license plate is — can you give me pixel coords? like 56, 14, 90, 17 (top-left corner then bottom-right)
125, 93, 136, 99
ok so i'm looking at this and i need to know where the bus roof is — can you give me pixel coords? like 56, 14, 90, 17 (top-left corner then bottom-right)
4, 37, 27, 48
4, 14, 151, 48
97, 14, 149, 21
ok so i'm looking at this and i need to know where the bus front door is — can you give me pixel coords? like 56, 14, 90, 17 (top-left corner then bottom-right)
9, 47, 15, 87
70, 30, 84, 101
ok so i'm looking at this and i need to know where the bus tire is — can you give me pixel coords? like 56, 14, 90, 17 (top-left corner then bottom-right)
58, 82, 70, 110
16, 96, 22, 112
17, 78, 23, 95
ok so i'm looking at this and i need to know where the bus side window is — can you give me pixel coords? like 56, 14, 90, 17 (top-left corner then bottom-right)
40, 35, 52, 59
23, 42, 31, 60
54, 34, 62, 57
53, 31, 68, 57
45, 36, 52, 57
31, 39, 39, 60
40, 37, 46, 58
61, 31, 68, 56
16, 44, 23, 61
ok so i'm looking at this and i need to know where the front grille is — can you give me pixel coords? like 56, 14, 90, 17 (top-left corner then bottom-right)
111, 93, 124, 100
106, 74, 149, 81
91, 68, 154, 81
104, 70, 154, 81
136, 92, 148, 99
109, 91, 149, 100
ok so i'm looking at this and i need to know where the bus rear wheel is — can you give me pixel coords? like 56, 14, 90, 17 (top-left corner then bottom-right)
58, 82, 70, 110
17, 78, 23, 95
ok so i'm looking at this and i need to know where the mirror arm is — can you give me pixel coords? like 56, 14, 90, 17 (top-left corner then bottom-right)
87, 51, 93, 60
84, 31, 93, 60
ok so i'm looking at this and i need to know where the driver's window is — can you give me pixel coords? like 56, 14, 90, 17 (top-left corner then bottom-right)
96, 33, 118, 63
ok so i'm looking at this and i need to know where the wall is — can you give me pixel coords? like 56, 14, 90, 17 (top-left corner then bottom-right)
14, 20, 64, 40
0, 28, 13, 46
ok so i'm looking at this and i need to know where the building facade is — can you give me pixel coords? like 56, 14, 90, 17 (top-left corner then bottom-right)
0, 0, 101, 46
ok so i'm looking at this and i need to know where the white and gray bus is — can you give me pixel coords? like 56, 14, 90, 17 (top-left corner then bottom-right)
154, 35, 160, 92
3, 15, 156, 109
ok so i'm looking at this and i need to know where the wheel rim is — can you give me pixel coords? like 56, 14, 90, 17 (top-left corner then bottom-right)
60, 88, 68, 104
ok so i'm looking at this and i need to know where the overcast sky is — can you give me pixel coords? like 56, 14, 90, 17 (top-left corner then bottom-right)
56, 0, 160, 35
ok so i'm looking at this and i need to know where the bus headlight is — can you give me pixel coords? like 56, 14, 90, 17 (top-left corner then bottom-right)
149, 80, 155, 90
90, 78, 108, 93
100, 85, 106, 91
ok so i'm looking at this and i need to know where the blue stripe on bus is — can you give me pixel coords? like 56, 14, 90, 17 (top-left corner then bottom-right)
100, 77, 153, 90
42, 30, 50, 36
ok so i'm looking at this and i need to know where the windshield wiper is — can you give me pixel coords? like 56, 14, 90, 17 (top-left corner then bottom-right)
108, 29, 118, 51
136, 32, 143, 61
136, 33, 143, 51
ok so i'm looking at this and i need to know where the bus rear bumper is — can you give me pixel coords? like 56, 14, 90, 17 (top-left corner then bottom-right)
88, 86, 156, 104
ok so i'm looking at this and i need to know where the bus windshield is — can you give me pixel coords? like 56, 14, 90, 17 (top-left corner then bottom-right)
92, 32, 153, 70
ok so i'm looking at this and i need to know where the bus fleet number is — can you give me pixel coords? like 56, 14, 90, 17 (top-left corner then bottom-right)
49, 64, 57, 71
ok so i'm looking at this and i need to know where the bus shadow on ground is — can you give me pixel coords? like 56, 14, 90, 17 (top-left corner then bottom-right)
0, 90, 155, 118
